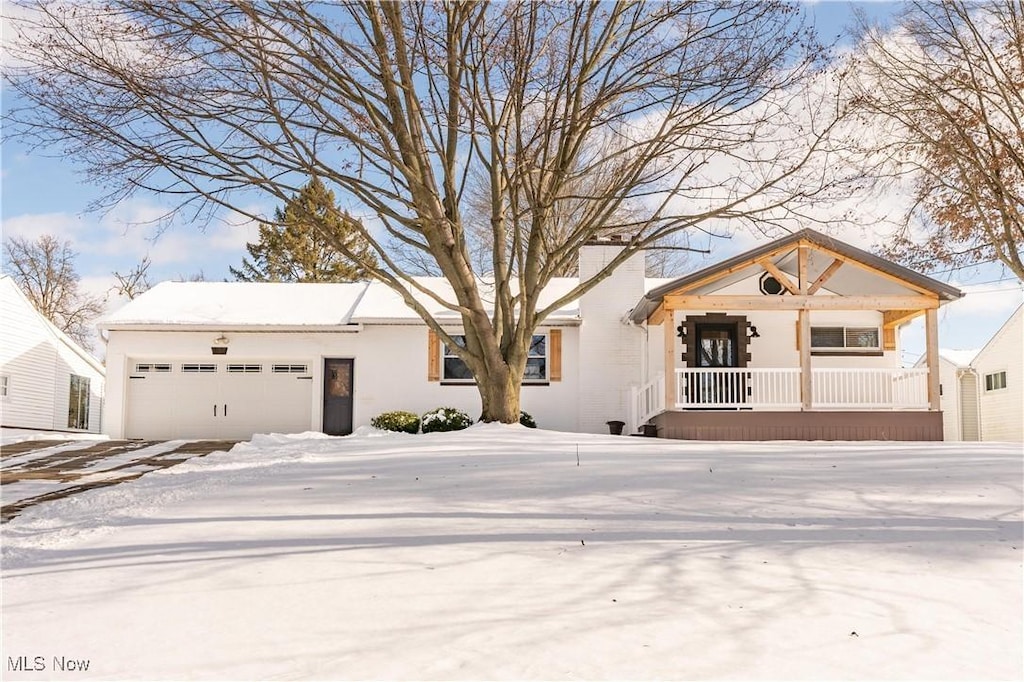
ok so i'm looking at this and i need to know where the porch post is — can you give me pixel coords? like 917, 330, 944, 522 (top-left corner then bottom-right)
798, 307, 812, 410
925, 307, 941, 410
664, 310, 676, 410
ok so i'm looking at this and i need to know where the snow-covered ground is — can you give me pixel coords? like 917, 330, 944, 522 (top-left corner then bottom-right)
2, 425, 1021, 680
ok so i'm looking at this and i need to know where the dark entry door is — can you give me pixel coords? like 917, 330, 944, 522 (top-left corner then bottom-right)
323, 358, 354, 435
693, 324, 744, 405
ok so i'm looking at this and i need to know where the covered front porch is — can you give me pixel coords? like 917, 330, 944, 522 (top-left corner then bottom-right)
632, 367, 943, 440
626, 229, 963, 441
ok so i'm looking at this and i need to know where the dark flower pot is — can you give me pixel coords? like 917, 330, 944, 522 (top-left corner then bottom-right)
606, 420, 625, 435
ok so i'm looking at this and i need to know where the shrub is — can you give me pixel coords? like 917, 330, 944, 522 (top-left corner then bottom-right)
421, 406, 474, 434
371, 410, 420, 434
519, 410, 537, 428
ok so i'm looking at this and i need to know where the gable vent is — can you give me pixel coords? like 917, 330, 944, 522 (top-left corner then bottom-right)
759, 272, 785, 295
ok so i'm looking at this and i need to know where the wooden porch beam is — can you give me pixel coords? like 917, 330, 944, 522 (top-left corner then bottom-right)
882, 309, 924, 328
925, 308, 941, 410
663, 314, 677, 410
797, 246, 809, 294
663, 294, 940, 311
798, 308, 812, 410
806, 258, 844, 295
758, 258, 800, 295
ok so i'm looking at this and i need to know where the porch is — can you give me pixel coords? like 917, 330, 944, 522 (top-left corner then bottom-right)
631, 367, 944, 441
624, 229, 963, 442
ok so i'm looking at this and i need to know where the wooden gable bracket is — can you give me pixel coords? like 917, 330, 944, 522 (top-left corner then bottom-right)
667, 242, 799, 295
757, 258, 800, 295
881, 308, 927, 351
807, 257, 844, 295
807, 242, 939, 297
648, 302, 669, 326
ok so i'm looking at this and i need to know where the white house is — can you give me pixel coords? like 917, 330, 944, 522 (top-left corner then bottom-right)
921, 304, 1023, 443
0, 275, 105, 434
99, 230, 963, 441
973, 304, 1023, 442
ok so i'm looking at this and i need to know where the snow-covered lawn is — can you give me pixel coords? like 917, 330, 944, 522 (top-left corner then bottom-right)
2, 426, 1021, 681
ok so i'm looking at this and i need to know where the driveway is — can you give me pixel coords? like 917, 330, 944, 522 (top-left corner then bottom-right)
1, 438, 238, 523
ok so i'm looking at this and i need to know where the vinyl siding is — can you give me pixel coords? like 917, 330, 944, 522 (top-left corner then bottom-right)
0, 278, 105, 433
975, 307, 1023, 442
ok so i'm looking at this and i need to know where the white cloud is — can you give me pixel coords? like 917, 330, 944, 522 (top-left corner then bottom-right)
1, 211, 89, 243
3, 198, 269, 284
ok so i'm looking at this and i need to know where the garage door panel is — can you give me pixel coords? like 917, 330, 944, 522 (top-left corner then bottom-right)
125, 359, 315, 440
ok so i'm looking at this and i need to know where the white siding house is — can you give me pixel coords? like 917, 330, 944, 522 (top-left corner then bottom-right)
0, 275, 105, 434
974, 304, 1023, 442
99, 231, 963, 442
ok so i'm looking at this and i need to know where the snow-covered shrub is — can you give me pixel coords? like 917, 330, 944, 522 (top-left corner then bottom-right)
371, 410, 420, 434
420, 407, 473, 434
519, 410, 537, 428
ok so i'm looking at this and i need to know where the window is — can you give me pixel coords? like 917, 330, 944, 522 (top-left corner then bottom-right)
68, 375, 90, 430
985, 371, 1007, 391
811, 326, 880, 350
442, 334, 549, 383
525, 335, 547, 381
272, 364, 308, 374
442, 335, 474, 381
182, 363, 217, 373
1, 375, 9, 399
135, 363, 171, 373
227, 364, 262, 373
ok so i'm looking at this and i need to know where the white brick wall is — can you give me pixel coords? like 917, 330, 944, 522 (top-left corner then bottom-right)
576, 242, 646, 434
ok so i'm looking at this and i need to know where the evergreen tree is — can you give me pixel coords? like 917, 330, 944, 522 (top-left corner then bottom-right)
231, 179, 377, 282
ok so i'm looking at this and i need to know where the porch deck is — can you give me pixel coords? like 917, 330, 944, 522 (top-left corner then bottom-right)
633, 367, 943, 441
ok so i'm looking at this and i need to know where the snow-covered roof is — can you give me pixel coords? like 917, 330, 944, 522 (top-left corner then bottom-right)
99, 277, 584, 330
99, 281, 368, 330
938, 349, 980, 367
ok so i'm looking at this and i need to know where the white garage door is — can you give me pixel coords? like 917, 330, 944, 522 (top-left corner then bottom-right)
125, 360, 313, 440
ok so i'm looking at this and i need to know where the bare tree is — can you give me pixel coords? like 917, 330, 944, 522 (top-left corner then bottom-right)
111, 256, 153, 300
851, 0, 1024, 278
3, 235, 105, 350
4, 1, 850, 422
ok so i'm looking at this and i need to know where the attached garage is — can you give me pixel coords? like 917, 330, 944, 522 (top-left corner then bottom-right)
124, 359, 314, 440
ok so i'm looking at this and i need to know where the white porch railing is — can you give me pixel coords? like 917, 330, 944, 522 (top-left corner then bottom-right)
635, 374, 665, 425
636, 367, 930, 418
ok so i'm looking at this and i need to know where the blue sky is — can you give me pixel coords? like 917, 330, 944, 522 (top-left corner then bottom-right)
1, 1, 1021, 362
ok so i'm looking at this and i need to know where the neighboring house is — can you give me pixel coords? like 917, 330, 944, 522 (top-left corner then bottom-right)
99, 229, 962, 441
0, 275, 105, 434
920, 305, 1023, 442
973, 304, 1023, 442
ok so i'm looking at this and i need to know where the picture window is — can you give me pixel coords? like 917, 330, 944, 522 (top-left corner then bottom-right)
442, 334, 549, 383
811, 326, 880, 350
